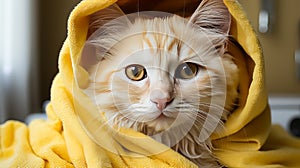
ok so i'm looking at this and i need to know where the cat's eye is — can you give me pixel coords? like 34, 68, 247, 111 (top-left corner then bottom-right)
174, 62, 199, 79
125, 64, 147, 81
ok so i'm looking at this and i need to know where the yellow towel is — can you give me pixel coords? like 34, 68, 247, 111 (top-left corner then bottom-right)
1, 0, 300, 167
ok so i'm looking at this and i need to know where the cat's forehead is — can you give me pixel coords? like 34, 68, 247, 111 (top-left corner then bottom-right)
116, 34, 208, 65
100, 16, 221, 68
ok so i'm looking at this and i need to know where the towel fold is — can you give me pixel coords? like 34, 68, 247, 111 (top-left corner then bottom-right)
1, 0, 300, 167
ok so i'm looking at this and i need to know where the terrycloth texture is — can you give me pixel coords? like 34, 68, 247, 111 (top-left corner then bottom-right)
1, 0, 300, 167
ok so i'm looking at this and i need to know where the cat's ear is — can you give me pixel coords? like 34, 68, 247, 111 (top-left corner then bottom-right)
82, 4, 131, 69
189, 0, 231, 35
88, 3, 129, 37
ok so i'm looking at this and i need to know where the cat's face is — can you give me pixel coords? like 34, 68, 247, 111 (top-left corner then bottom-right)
82, 0, 238, 145
93, 26, 221, 133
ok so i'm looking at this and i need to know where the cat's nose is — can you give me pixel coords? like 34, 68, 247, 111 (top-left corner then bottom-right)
150, 89, 174, 111
152, 98, 173, 111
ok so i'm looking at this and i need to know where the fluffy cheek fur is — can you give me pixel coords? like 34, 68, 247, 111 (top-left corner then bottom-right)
170, 55, 239, 167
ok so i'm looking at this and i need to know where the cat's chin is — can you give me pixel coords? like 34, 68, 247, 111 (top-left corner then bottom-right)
141, 114, 176, 136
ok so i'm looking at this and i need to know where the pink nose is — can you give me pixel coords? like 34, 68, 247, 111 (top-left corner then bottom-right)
150, 89, 174, 111
151, 98, 173, 111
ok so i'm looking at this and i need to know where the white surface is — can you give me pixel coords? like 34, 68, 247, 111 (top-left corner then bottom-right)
25, 113, 47, 125
269, 95, 300, 131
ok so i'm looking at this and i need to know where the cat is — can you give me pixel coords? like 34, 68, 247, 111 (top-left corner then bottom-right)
82, 0, 239, 167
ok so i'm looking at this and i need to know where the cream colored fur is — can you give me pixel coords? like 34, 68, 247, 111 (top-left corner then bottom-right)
83, 0, 239, 167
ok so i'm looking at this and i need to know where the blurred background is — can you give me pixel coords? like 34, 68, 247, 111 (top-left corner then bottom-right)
0, 0, 299, 134
0, 0, 80, 123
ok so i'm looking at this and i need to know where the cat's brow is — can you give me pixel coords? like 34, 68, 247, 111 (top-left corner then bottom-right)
181, 55, 197, 61
181, 55, 205, 65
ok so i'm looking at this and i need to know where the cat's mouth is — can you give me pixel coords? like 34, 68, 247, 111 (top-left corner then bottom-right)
142, 111, 192, 136
157, 113, 167, 119
158, 110, 179, 119
142, 116, 176, 135
142, 111, 179, 133
145, 112, 176, 126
